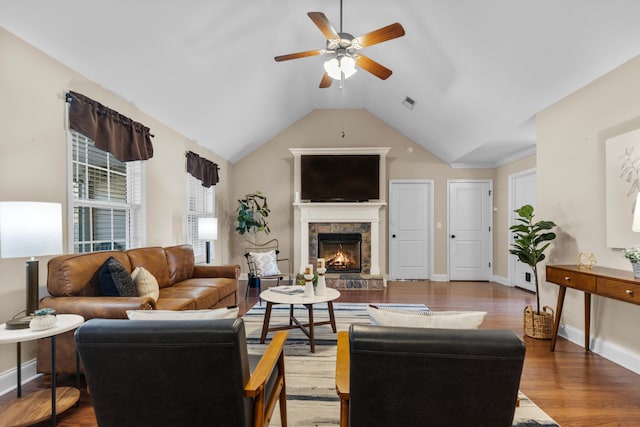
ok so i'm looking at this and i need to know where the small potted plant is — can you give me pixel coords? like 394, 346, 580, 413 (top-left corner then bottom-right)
623, 247, 640, 278
509, 204, 557, 339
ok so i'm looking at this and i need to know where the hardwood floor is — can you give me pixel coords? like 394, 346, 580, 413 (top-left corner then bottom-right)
2, 280, 640, 426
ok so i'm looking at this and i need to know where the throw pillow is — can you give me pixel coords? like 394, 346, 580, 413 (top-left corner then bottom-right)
368, 305, 486, 329
126, 306, 239, 320
248, 250, 281, 276
99, 256, 137, 297
131, 266, 160, 301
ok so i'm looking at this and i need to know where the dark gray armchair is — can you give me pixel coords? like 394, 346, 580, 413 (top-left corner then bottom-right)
335, 324, 525, 427
76, 318, 287, 427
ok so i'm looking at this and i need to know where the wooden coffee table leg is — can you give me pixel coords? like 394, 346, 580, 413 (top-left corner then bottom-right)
260, 302, 273, 344
307, 304, 315, 353
328, 301, 337, 332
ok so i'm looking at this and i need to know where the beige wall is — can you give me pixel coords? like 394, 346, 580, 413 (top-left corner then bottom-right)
537, 54, 640, 369
228, 109, 524, 278
0, 29, 234, 373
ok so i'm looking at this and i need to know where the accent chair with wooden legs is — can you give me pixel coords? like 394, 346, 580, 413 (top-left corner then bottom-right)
76, 318, 288, 427
335, 324, 526, 427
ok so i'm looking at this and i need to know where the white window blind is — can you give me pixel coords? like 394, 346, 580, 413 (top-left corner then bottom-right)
187, 174, 215, 263
70, 130, 144, 253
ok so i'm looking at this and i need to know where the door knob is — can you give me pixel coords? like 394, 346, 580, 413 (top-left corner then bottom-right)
392, 234, 396, 238
451, 235, 456, 238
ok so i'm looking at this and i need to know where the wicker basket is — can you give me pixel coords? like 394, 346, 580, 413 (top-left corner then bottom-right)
523, 305, 554, 339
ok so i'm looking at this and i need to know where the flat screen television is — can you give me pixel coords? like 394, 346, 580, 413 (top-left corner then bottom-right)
301, 154, 380, 202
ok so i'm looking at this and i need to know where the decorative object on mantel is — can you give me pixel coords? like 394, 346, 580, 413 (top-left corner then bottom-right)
575, 252, 597, 269
235, 191, 270, 241
623, 246, 640, 278
509, 204, 557, 339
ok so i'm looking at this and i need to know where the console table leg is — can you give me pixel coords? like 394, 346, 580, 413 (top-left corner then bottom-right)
584, 293, 591, 352
550, 286, 567, 351
52, 335, 57, 427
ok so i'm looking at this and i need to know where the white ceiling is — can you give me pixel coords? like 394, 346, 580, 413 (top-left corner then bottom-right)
2, 0, 640, 166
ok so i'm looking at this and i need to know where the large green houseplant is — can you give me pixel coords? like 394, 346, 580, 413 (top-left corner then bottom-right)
235, 191, 270, 239
509, 204, 557, 315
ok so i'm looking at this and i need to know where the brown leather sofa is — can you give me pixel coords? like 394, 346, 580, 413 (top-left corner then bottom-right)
37, 244, 240, 375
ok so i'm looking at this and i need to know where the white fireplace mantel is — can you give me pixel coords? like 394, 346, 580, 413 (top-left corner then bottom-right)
290, 147, 390, 276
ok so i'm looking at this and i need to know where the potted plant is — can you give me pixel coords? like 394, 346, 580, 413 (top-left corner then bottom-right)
509, 204, 557, 339
623, 247, 640, 278
235, 191, 270, 239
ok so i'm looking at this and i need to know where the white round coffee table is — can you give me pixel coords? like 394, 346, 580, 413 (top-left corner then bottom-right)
259, 286, 340, 353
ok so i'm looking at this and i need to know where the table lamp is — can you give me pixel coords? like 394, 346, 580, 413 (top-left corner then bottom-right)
0, 202, 63, 329
198, 217, 218, 264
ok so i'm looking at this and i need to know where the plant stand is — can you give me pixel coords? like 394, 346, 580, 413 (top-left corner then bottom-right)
524, 305, 554, 339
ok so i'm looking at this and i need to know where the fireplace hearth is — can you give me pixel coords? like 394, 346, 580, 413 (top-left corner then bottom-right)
318, 233, 362, 273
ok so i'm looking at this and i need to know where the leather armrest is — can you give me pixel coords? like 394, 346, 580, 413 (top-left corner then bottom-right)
193, 264, 240, 280
39, 296, 156, 320
335, 331, 350, 400
244, 331, 288, 397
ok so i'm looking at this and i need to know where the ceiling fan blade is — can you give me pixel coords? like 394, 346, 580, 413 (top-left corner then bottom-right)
354, 23, 405, 48
308, 12, 340, 40
319, 72, 333, 88
275, 49, 323, 62
356, 55, 393, 80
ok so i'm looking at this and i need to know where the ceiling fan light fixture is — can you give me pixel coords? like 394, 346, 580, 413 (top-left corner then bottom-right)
324, 55, 357, 81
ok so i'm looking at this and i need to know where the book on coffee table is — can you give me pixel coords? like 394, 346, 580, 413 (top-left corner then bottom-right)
269, 286, 305, 295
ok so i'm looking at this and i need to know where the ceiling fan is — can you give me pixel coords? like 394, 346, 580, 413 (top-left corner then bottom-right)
274, 0, 405, 88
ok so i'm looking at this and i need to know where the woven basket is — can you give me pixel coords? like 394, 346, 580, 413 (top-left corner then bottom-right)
523, 305, 554, 339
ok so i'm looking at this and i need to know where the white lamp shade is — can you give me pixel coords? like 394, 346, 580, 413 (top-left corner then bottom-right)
324, 57, 341, 80
198, 217, 218, 240
633, 193, 640, 232
341, 56, 357, 78
0, 201, 63, 258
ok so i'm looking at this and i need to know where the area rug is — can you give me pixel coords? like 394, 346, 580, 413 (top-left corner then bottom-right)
243, 303, 560, 427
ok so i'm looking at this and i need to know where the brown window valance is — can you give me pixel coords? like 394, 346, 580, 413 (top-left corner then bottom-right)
186, 151, 219, 188
66, 91, 154, 162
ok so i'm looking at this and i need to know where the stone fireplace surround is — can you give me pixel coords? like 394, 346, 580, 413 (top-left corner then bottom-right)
290, 147, 389, 288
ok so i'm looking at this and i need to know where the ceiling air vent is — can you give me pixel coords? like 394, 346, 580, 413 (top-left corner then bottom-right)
402, 96, 416, 110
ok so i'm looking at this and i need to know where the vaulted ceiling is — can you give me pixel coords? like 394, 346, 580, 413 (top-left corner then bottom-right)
2, 1, 640, 166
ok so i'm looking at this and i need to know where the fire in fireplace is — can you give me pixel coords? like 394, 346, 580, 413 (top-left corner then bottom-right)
318, 233, 362, 273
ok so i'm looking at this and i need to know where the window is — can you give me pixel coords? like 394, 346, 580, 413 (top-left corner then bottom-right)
70, 130, 144, 253
187, 174, 215, 263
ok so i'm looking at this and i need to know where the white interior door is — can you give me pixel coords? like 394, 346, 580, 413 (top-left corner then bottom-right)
389, 180, 432, 279
448, 181, 492, 281
509, 169, 537, 291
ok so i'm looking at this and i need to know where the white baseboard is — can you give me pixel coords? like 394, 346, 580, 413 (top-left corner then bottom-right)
0, 358, 40, 397
431, 274, 449, 282
559, 323, 640, 375
492, 275, 510, 286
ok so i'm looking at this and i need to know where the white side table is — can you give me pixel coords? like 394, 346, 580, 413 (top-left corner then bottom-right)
259, 286, 340, 352
0, 314, 84, 427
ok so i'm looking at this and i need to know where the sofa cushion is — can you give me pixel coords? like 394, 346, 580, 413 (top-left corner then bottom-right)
248, 250, 281, 276
164, 245, 195, 285
99, 257, 137, 297
126, 247, 171, 287
154, 298, 196, 311
173, 277, 237, 299
132, 266, 160, 301
368, 305, 487, 329
126, 306, 239, 320
47, 251, 131, 297
158, 286, 220, 309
